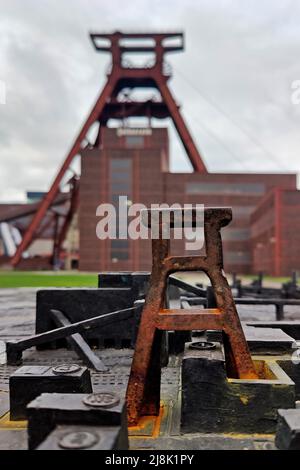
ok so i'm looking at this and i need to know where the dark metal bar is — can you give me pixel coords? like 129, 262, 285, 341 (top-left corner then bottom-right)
182, 295, 300, 306
6, 306, 135, 365
234, 298, 300, 306
275, 304, 284, 321
169, 275, 206, 297
50, 310, 108, 372
182, 295, 300, 321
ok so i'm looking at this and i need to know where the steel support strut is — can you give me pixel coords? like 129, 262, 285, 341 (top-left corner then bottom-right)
6, 306, 135, 365
11, 75, 117, 266
126, 207, 258, 426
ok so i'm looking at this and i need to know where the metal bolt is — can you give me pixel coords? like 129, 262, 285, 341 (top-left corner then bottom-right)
52, 364, 81, 375
82, 392, 120, 409
58, 431, 99, 449
189, 341, 216, 351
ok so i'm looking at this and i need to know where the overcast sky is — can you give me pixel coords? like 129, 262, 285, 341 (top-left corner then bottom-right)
1, 0, 300, 202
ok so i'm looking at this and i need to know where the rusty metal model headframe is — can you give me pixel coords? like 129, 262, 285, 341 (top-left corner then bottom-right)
11, 31, 207, 266
126, 207, 257, 426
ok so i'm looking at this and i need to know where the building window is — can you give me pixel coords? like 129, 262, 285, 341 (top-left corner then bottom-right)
111, 240, 129, 249
111, 251, 129, 261
110, 159, 132, 170
109, 158, 132, 262
125, 135, 144, 148
223, 251, 251, 264
186, 182, 265, 196
232, 206, 255, 219
111, 181, 131, 192
222, 228, 251, 241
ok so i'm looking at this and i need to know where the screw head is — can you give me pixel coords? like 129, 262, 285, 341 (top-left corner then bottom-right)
58, 431, 99, 449
82, 392, 120, 409
189, 341, 216, 351
52, 364, 81, 375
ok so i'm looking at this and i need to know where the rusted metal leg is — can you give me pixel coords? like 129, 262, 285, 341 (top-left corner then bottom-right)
209, 269, 257, 379
126, 239, 169, 426
140, 329, 163, 416
126, 289, 162, 426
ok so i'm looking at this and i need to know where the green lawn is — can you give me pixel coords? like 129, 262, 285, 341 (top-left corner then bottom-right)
241, 274, 299, 285
0, 270, 298, 289
0, 271, 98, 288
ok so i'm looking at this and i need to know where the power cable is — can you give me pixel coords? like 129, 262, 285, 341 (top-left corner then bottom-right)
174, 65, 291, 171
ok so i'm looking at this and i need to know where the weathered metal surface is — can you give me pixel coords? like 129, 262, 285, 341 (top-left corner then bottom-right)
58, 430, 99, 449
126, 207, 258, 426
242, 326, 295, 355
207, 325, 296, 355
246, 320, 300, 340
82, 392, 120, 409
36, 424, 128, 450
36, 288, 135, 349
6, 306, 135, 365
50, 310, 108, 372
181, 341, 295, 434
275, 409, 300, 450
188, 341, 216, 351
27, 392, 128, 449
9, 365, 92, 420
52, 364, 81, 375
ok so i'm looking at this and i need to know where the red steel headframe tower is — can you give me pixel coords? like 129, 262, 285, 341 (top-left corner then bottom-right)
11, 31, 207, 266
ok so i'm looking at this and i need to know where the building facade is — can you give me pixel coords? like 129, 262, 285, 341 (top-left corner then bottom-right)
251, 189, 300, 276
79, 127, 298, 275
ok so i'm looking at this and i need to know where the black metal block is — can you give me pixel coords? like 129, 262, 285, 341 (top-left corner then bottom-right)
243, 326, 295, 355
36, 288, 135, 349
36, 424, 128, 450
27, 392, 128, 449
98, 271, 150, 294
98, 272, 134, 288
207, 326, 295, 355
246, 321, 300, 341
9, 365, 92, 421
277, 359, 300, 400
168, 331, 192, 355
181, 341, 295, 434
275, 409, 300, 449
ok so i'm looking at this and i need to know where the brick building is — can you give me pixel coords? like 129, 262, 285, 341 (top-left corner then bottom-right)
79, 126, 298, 275
251, 189, 300, 276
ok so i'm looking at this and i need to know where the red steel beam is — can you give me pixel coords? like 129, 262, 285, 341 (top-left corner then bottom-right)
158, 79, 207, 173
11, 75, 117, 266
54, 178, 80, 263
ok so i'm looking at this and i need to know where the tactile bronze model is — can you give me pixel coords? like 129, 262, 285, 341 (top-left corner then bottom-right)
126, 207, 257, 425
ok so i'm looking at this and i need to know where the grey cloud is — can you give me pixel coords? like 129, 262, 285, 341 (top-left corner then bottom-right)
0, 0, 300, 201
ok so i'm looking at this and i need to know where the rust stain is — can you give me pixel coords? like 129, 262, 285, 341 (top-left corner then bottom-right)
240, 395, 249, 405
128, 403, 164, 439
0, 412, 27, 429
